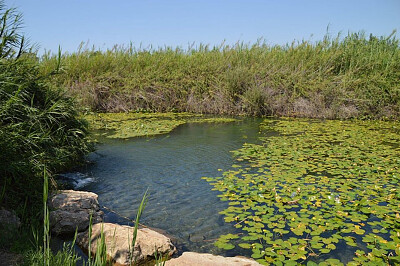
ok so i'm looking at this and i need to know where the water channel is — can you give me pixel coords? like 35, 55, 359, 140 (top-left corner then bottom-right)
76, 118, 263, 256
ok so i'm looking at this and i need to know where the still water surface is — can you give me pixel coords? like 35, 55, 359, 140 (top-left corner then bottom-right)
79, 118, 263, 255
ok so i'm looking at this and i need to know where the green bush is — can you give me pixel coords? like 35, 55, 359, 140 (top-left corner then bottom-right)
0, 0, 92, 218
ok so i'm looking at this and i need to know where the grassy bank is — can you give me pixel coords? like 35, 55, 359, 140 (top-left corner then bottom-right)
40, 31, 400, 119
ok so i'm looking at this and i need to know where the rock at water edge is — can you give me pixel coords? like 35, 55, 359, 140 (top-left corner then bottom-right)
49, 190, 103, 235
165, 252, 262, 266
77, 223, 176, 265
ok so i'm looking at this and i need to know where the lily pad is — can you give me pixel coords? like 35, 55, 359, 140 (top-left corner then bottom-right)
205, 118, 400, 264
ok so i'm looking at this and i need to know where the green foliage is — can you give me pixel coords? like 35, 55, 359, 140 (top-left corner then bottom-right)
25, 245, 80, 266
0, 55, 93, 214
204, 118, 400, 264
40, 32, 400, 119
0, 0, 92, 219
27, 170, 80, 266
0, 0, 28, 58
129, 190, 148, 265
43, 169, 50, 266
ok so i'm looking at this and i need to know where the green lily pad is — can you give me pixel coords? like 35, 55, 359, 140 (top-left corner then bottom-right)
205, 118, 400, 264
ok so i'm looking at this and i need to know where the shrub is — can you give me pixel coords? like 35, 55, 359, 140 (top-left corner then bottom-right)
0, 0, 92, 218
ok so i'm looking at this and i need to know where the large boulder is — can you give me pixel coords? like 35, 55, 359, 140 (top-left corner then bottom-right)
77, 223, 176, 265
49, 190, 103, 235
0, 209, 22, 253
0, 209, 21, 228
165, 252, 262, 266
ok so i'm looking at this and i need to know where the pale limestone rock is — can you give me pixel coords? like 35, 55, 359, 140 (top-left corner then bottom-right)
49, 190, 103, 235
77, 223, 176, 265
165, 252, 262, 266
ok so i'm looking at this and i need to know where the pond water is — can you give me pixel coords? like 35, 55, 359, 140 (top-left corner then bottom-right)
77, 118, 263, 256
63, 117, 400, 265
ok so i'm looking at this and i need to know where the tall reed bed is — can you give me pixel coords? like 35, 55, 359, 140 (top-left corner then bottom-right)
0, 1, 92, 261
0, 53, 93, 217
40, 31, 400, 119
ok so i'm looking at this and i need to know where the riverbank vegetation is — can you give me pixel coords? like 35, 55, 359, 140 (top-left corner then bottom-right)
0, 1, 92, 263
40, 31, 400, 119
2, 0, 400, 264
0, 53, 93, 214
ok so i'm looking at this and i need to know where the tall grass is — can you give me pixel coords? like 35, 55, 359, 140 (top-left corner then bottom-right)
43, 168, 50, 266
129, 190, 148, 266
40, 31, 400, 119
26, 169, 80, 266
0, 46, 93, 217
0, 0, 93, 215
26, 168, 150, 265
1, 1, 92, 264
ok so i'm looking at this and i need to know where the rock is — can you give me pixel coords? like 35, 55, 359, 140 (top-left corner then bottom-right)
0, 249, 23, 266
56, 172, 94, 189
77, 223, 176, 265
0, 209, 21, 253
165, 252, 262, 266
49, 190, 103, 235
0, 209, 21, 228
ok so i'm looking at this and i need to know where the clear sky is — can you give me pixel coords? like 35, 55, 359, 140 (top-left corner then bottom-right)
6, 0, 400, 54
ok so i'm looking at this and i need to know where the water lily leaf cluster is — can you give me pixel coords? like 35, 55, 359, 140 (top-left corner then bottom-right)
84, 112, 237, 139
204, 118, 400, 265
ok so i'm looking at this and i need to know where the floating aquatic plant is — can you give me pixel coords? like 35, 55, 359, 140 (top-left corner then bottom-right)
204, 118, 400, 265
84, 112, 237, 139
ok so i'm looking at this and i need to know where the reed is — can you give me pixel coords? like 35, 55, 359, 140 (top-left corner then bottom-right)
0, 44, 93, 216
25, 169, 80, 266
43, 168, 50, 266
40, 31, 400, 119
0, 1, 92, 264
129, 190, 148, 266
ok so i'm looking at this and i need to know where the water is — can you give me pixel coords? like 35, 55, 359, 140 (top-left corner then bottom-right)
77, 118, 262, 255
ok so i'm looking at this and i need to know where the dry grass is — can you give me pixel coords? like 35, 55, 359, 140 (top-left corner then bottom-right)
40, 31, 400, 119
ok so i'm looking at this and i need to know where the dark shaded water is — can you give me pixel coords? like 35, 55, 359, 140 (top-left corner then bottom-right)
77, 118, 263, 255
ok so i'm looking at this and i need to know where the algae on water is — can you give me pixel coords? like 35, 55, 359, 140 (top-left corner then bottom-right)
84, 112, 238, 139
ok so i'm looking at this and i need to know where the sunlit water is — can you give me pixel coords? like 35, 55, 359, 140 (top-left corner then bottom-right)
75, 118, 263, 255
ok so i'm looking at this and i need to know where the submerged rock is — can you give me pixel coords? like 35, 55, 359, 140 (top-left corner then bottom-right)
164, 252, 262, 266
77, 223, 176, 265
49, 190, 103, 235
56, 172, 94, 189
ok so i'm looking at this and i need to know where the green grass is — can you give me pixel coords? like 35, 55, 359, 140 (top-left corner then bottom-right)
0, 41, 93, 214
40, 31, 400, 119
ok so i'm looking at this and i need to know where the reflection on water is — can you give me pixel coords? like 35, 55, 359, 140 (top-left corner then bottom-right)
78, 118, 262, 255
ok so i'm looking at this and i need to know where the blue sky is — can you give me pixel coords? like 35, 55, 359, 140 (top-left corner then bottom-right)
6, 0, 400, 54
